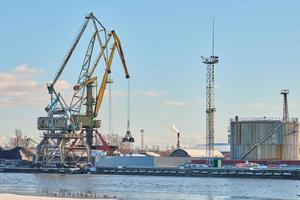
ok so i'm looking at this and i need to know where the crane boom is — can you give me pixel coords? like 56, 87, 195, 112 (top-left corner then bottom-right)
51, 13, 94, 88
111, 31, 130, 79
94, 43, 116, 117
94, 31, 130, 117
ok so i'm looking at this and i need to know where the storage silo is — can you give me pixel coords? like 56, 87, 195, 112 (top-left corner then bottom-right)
229, 116, 299, 160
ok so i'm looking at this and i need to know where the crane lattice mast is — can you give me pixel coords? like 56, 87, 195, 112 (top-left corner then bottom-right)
281, 89, 289, 122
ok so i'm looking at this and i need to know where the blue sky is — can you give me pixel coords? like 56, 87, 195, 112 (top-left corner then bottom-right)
1, 1, 300, 148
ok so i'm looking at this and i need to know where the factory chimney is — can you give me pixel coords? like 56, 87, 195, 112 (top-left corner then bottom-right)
171, 124, 181, 149
140, 129, 144, 150
177, 132, 180, 149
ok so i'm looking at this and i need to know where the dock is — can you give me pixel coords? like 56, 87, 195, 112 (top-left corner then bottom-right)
0, 166, 299, 180
96, 167, 300, 180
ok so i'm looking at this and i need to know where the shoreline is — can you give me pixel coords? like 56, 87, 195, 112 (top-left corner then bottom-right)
0, 194, 116, 200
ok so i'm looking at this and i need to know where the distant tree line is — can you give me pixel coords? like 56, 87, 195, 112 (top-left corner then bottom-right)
2, 130, 175, 156
2, 129, 28, 150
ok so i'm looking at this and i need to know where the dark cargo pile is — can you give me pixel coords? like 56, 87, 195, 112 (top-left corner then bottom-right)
0, 147, 22, 160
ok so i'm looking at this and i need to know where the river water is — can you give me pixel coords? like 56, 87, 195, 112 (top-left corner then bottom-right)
0, 173, 299, 200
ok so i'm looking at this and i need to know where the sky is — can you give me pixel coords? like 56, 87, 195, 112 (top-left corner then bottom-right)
1, 0, 300, 149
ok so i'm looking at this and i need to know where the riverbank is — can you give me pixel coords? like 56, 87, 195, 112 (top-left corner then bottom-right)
0, 194, 116, 200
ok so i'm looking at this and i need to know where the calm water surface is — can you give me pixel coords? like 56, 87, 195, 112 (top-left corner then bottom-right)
0, 173, 299, 200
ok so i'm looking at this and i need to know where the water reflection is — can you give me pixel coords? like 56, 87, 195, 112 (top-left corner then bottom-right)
0, 173, 298, 200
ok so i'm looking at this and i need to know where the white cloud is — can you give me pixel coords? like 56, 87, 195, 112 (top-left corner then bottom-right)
130, 90, 140, 96
132, 90, 167, 97
111, 90, 127, 97
159, 112, 169, 116
248, 99, 267, 111
0, 99, 15, 108
196, 99, 206, 105
215, 85, 221, 90
144, 90, 167, 97
0, 65, 70, 108
164, 101, 187, 107
181, 134, 203, 147
54, 80, 72, 91
106, 90, 166, 98
12, 64, 43, 77
144, 91, 161, 97
247, 99, 281, 112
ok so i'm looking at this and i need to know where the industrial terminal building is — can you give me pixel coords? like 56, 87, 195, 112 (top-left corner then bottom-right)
95, 148, 224, 168
229, 116, 299, 160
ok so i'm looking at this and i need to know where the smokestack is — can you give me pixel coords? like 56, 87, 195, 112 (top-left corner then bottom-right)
177, 132, 180, 149
140, 129, 144, 150
171, 124, 181, 149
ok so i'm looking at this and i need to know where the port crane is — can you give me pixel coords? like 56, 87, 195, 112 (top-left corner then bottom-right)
36, 13, 133, 167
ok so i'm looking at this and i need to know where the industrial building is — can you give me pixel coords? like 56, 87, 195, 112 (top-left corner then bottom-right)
95, 155, 193, 168
95, 148, 224, 168
229, 116, 299, 160
169, 148, 223, 158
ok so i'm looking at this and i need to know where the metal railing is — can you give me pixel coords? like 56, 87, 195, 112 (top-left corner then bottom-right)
230, 117, 282, 123
230, 117, 298, 123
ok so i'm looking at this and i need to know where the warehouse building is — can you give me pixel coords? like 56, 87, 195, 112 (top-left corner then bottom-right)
95, 155, 192, 168
95, 148, 224, 168
229, 116, 299, 160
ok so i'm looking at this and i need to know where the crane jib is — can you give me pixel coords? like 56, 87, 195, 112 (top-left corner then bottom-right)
51, 13, 95, 88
